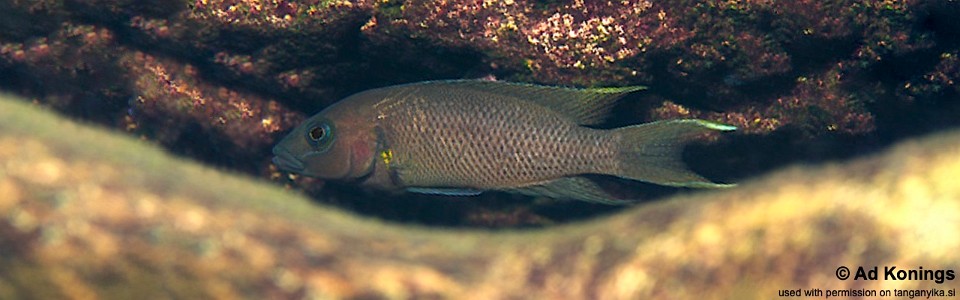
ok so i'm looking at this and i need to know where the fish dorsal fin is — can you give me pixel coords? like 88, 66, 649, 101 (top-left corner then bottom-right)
502, 176, 635, 205
422, 80, 646, 126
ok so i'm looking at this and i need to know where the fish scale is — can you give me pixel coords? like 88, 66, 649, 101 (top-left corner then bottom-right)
272, 80, 736, 204
375, 87, 615, 189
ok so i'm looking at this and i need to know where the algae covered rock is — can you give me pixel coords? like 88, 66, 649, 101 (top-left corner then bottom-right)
2, 0, 960, 225
2, 0, 958, 140
2, 93, 959, 298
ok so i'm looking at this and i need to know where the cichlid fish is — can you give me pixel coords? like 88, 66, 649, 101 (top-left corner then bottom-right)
272, 80, 735, 204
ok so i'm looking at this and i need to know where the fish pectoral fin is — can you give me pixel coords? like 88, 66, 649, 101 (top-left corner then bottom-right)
501, 177, 634, 205
406, 187, 484, 196
431, 80, 645, 126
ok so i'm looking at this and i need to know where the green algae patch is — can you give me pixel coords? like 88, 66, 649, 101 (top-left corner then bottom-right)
1, 93, 960, 298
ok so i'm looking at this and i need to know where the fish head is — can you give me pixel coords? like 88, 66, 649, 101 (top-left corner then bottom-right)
272, 100, 378, 181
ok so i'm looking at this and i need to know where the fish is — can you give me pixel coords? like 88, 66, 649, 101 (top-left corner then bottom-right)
272, 80, 735, 204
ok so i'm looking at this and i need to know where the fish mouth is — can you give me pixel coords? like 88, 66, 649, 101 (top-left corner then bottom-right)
272, 147, 305, 172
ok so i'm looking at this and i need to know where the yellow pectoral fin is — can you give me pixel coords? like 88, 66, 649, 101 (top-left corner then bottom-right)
379, 148, 394, 167
380, 148, 411, 173
378, 148, 414, 186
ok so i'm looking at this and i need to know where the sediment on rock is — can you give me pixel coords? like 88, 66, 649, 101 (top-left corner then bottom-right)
1, 94, 958, 299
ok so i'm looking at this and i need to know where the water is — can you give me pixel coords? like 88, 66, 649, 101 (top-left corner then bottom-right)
1, 0, 959, 228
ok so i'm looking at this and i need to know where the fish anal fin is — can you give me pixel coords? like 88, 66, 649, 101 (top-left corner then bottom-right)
502, 177, 635, 205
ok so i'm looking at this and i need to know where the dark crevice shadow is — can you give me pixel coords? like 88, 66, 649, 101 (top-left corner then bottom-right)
311, 181, 636, 228
685, 127, 888, 183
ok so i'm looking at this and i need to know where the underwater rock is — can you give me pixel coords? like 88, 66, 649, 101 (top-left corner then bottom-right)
1, 1, 959, 225
2, 0, 956, 139
2, 92, 959, 298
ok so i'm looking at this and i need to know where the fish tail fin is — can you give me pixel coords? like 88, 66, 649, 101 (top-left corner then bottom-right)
611, 119, 736, 188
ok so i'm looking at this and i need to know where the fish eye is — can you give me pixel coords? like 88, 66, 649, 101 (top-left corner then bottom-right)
309, 126, 325, 141
304, 120, 335, 151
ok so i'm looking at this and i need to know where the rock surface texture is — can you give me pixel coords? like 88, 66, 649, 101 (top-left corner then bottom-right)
1, 94, 958, 298
1, 1, 959, 296
2, 0, 959, 225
